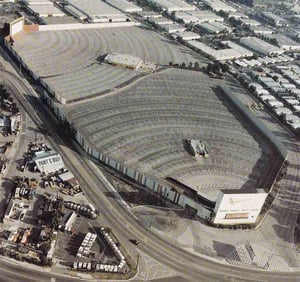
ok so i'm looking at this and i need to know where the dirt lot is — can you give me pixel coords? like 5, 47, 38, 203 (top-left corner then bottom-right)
102, 170, 169, 208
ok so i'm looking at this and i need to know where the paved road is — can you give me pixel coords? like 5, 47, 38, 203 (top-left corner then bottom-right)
0, 68, 300, 282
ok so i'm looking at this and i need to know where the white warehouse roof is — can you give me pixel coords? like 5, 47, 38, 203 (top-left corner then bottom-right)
147, 0, 196, 12
164, 24, 185, 33
104, 53, 143, 69
249, 25, 273, 35
264, 34, 300, 51
274, 107, 292, 116
203, 0, 236, 12
239, 37, 284, 56
28, 4, 65, 17
188, 40, 251, 61
188, 10, 224, 23
221, 41, 253, 57
33, 151, 65, 174
67, 0, 126, 22
105, 0, 142, 13
176, 31, 200, 41
240, 18, 261, 26
198, 21, 231, 34
148, 17, 173, 25
267, 100, 283, 108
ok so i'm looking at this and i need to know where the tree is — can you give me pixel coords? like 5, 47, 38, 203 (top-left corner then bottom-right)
181, 62, 186, 68
194, 62, 200, 70
220, 63, 229, 73
212, 62, 221, 74
188, 62, 193, 69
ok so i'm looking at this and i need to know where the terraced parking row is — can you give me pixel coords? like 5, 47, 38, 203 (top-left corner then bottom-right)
13, 26, 208, 103
66, 69, 279, 198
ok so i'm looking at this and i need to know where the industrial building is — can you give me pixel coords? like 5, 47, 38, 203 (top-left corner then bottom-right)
202, 0, 236, 12
139, 11, 162, 19
262, 12, 286, 26
26, 1, 65, 18
146, 0, 196, 12
263, 34, 300, 51
239, 18, 261, 27
197, 21, 232, 34
175, 31, 200, 41
188, 10, 224, 23
228, 11, 248, 20
249, 25, 273, 35
33, 151, 65, 174
231, 0, 290, 7
174, 10, 224, 24
239, 37, 284, 56
104, 53, 143, 69
163, 24, 185, 33
105, 0, 142, 13
66, 0, 129, 23
188, 40, 253, 61
148, 17, 173, 25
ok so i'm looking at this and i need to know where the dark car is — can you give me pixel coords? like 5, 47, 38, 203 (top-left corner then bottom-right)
130, 239, 140, 245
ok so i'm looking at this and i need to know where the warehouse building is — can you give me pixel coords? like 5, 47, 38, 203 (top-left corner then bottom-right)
27, 1, 65, 18
148, 17, 173, 25
239, 37, 284, 56
262, 12, 286, 27
139, 11, 161, 19
146, 0, 196, 12
197, 21, 232, 34
66, 0, 128, 23
33, 151, 65, 174
187, 10, 224, 23
104, 53, 143, 69
174, 11, 198, 23
64, 5, 87, 21
174, 10, 223, 24
163, 24, 185, 33
202, 0, 236, 12
239, 18, 261, 27
249, 25, 273, 35
263, 34, 300, 51
175, 31, 200, 41
188, 40, 253, 61
228, 11, 248, 20
105, 0, 142, 13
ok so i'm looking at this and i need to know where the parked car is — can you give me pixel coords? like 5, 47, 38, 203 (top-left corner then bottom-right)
130, 239, 140, 245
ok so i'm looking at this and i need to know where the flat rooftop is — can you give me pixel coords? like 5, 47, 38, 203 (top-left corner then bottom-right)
65, 69, 280, 201
28, 4, 65, 17
67, 0, 124, 17
13, 25, 207, 103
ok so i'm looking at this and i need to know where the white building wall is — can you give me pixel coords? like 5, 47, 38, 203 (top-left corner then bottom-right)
10, 17, 24, 36
214, 191, 267, 225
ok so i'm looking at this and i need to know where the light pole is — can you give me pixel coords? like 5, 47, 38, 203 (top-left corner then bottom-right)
136, 252, 140, 270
